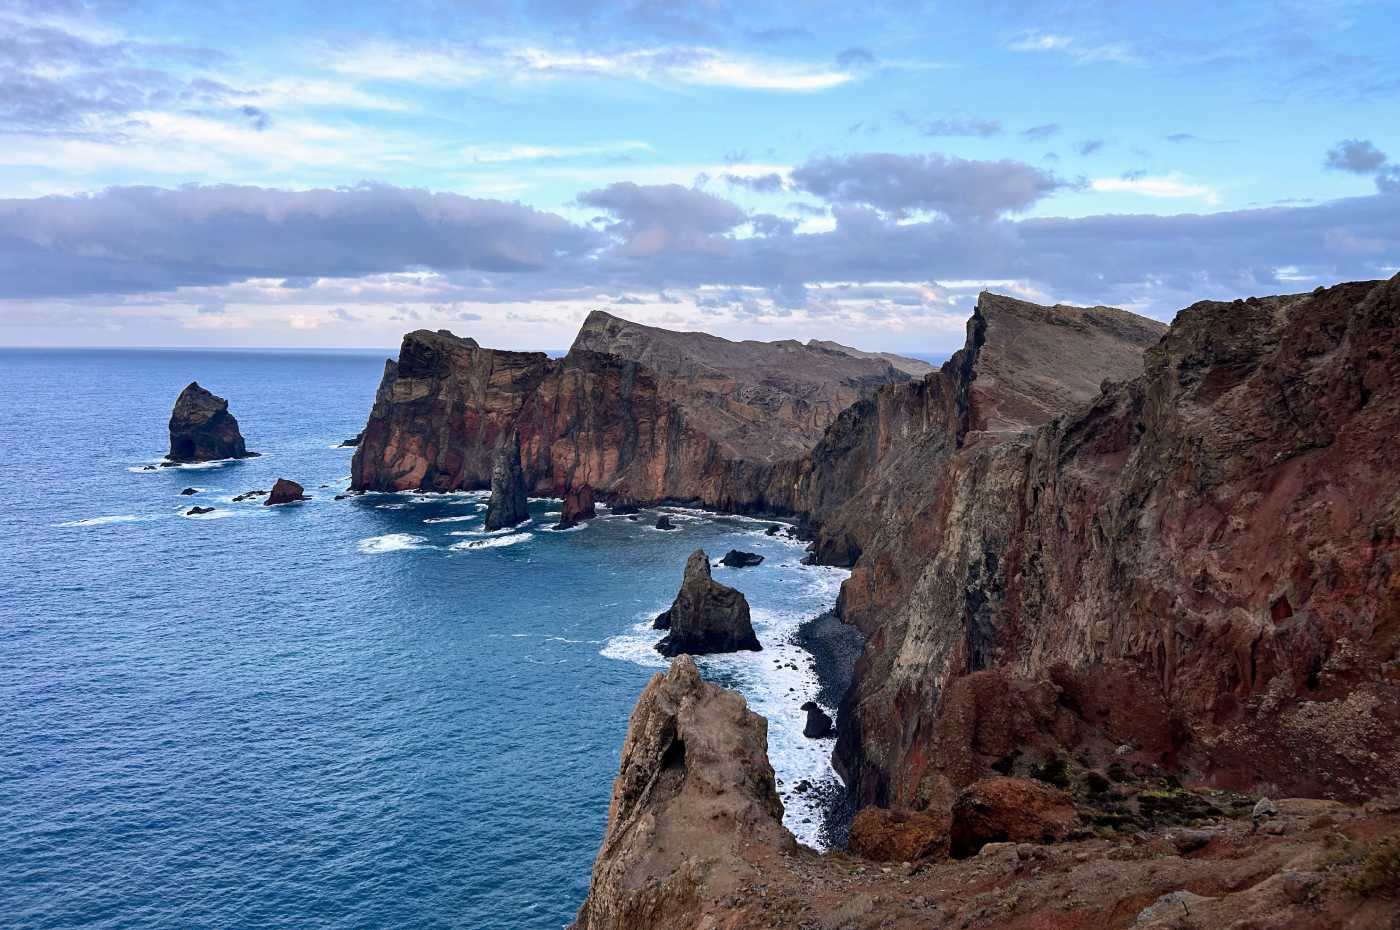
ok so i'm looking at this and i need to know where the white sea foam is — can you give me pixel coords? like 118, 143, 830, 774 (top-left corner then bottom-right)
447, 520, 532, 536
544, 521, 588, 533
180, 508, 237, 520
423, 515, 478, 524
357, 533, 429, 553
56, 514, 150, 527
449, 532, 532, 551
600, 553, 850, 849
375, 503, 410, 510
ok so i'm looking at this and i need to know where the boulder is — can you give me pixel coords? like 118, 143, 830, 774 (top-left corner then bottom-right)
483, 433, 529, 531
185, 506, 215, 516
719, 549, 764, 568
949, 776, 1078, 857
654, 515, 677, 531
232, 489, 267, 502
180, 487, 199, 496
800, 701, 834, 738
166, 382, 256, 463
847, 806, 951, 862
765, 524, 781, 536
654, 550, 761, 656
265, 478, 308, 505
555, 484, 596, 529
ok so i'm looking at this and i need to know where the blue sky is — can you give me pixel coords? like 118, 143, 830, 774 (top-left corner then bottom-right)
1, 0, 1397, 351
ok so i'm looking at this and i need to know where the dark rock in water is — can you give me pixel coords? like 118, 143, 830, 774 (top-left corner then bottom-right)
185, 506, 215, 516
141, 465, 158, 471
626, 514, 640, 522
555, 484, 596, 530
334, 494, 350, 501
719, 549, 764, 568
166, 382, 256, 463
339, 432, 363, 448
654, 550, 761, 656
800, 701, 834, 739
608, 493, 640, 515
232, 489, 268, 502
265, 478, 308, 506
765, 524, 781, 536
654, 515, 677, 531
484, 432, 529, 531
180, 487, 199, 496
652, 608, 671, 630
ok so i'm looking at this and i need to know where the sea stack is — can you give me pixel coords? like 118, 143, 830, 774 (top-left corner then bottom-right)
265, 478, 308, 505
554, 484, 596, 530
654, 550, 761, 656
166, 382, 255, 463
483, 433, 529, 531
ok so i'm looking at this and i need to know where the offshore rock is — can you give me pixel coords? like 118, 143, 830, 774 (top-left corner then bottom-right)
573, 656, 795, 930
265, 478, 307, 505
483, 433, 529, 531
166, 382, 255, 463
350, 315, 917, 506
654, 550, 761, 656
653, 515, 676, 531
800, 701, 833, 738
718, 549, 763, 568
556, 484, 596, 529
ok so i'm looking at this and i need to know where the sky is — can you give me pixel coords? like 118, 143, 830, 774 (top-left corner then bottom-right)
1, 0, 1398, 352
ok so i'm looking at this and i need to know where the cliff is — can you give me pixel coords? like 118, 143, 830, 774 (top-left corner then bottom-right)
350, 311, 920, 508
833, 277, 1400, 811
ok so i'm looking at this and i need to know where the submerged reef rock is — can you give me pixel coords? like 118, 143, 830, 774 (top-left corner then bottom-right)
654, 550, 761, 657
483, 433, 529, 531
264, 479, 308, 506
166, 382, 255, 463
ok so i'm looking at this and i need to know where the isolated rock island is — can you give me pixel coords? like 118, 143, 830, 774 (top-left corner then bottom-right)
653, 550, 761, 656
166, 382, 256, 463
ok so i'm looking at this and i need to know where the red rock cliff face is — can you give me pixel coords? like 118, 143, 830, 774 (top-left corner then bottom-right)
834, 276, 1400, 810
351, 311, 914, 507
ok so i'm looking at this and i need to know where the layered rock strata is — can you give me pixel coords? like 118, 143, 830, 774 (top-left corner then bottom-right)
653, 550, 761, 656
350, 312, 919, 507
166, 382, 255, 463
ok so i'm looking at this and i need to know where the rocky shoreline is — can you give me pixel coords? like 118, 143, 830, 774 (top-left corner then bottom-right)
794, 609, 868, 848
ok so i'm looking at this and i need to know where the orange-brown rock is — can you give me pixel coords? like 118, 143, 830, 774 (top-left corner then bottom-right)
847, 806, 950, 862
557, 484, 596, 529
830, 276, 1400, 812
350, 312, 918, 507
264, 478, 307, 505
573, 656, 796, 930
949, 777, 1078, 856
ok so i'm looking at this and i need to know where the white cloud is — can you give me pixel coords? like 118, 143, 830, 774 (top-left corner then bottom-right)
461, 141, 653, 163
1091, 174, 1220, 203
1008, 32, 1139, 65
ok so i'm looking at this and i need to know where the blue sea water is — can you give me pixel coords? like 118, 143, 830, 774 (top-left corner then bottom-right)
0, 348, 847, 930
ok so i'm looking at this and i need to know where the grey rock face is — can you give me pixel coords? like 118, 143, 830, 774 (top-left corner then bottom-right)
654, 550, 761, 656
167, 382, 255, 463
484, 433, 529, 531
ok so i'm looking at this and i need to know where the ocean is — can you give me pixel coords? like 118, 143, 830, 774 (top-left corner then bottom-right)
0, 348, 848, 930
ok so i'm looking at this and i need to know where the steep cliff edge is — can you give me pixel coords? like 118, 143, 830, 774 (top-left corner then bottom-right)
573, 656, 796, 930
350, 312, 917, 506
836, 276, 1400, 811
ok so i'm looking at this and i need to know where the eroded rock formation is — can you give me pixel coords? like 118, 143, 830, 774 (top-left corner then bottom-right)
166, 382, 255, 463
654, 550, 761, 656
573, 656, 796, 930
484, 433, 529, 531
350, 312, 919, 507
556, 485, 596, 529
832, 277, 1400, 812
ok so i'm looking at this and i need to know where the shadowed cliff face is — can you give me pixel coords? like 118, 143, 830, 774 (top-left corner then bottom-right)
350, 311, 915, 506
836, 276, 1400, 810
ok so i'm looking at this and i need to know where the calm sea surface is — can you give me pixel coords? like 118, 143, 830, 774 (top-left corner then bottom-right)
0, 348, 846, 930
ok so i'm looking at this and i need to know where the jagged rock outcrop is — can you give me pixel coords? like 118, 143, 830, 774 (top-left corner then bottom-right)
948, 777, 1078, 856
166, 382, 255, 463
484, 433, 529, 531
654, 550, 761, 656
556, 485, 596, 529
265, 478, 307, 506
350, 312, 919, 507
834, 276, 1400, 813
846, 806, 950, 862
800, 701, 833, 738
573, 656, 796, 930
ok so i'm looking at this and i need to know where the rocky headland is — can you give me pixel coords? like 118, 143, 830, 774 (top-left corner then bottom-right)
166, 382, 256, 463
352, 279, 1400, 927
